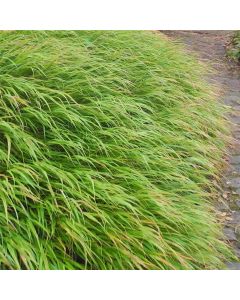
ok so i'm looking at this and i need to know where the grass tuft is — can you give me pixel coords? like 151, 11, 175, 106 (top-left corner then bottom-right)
0, 30, 233, 269
227, 31, 240, 62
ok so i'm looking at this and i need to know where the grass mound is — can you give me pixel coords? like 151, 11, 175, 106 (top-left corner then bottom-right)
0, 31, 232, 269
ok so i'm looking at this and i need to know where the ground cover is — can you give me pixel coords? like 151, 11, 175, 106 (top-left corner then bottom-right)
0, 31, 233, 269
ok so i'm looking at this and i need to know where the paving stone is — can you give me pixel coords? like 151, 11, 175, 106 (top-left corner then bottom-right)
226, 178, 240, 189
228, 211, 240, 225
235, 226, 240, 238
229, 155, 240, 165
233, 247, 240, 258
223, 96, 240, 106
226, 262, 240, 270
223, 227, 237, 241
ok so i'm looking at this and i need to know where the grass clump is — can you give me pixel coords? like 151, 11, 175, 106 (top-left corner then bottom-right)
0, 30, 233, 269
227, 31, 240, 62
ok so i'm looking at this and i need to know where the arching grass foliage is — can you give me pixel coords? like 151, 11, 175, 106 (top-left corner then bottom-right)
0, 31, 233, 269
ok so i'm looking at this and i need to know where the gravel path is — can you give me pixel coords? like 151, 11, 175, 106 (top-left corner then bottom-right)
162, 31, 240, 269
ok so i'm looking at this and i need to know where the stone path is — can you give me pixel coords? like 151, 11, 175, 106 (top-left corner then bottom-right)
162, 31, 240, 269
